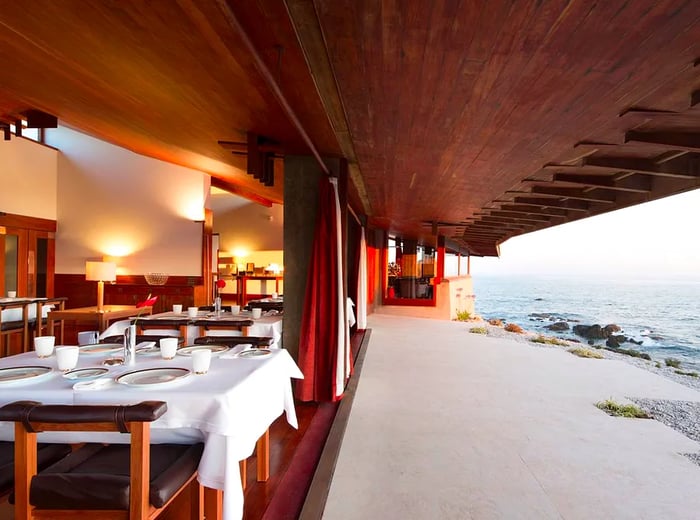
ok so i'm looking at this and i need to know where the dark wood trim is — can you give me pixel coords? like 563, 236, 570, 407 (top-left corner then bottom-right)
114, 275, 203, 286
0, 213, 56, 232
298, 329, 372, 520
210, 177, 273, 207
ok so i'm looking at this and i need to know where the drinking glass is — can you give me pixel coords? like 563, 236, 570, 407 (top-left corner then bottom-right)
55, 346, 79, 372
34, 336, 55, 358
192, 349, 211, 375
160, 338, 178, 360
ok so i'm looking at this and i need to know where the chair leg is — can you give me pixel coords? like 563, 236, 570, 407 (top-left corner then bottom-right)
203, 487, 223, 520
14, 424, 37, 520
256, 429, 270, 482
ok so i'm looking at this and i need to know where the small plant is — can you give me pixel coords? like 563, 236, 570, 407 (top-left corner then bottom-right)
655, 362, 662, 368
569, 347, 604, 359
605, 347, 651, 360
665, 358, 682, 368
531, 335, 569, 346
455, 309, 471, 321
596, 399, 649, 418
504, 323, 524, 334
469, 327, 487, 334
488, 318, 503, 327
674, 370, 699, 378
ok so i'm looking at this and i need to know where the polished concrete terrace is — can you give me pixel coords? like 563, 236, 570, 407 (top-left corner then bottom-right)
323, 315, 700, 520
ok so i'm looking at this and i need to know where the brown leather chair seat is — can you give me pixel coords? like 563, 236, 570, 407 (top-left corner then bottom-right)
0, 441, 72, 496
29, 442, 203, 510
100, 334, 184, 345
194, 335, 274, 348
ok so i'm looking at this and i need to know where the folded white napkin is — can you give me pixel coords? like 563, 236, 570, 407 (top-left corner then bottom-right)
73, 378, 114, 391
136, 341, 157, 351
221, 344, 254, 359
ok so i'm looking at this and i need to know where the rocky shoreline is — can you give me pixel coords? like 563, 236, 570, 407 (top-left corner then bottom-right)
467, 318, 700, 393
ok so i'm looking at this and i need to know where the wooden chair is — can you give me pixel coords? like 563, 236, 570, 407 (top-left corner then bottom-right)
0, 400, 204, 520
193, 335, 274, 348
0, 441, 72, 499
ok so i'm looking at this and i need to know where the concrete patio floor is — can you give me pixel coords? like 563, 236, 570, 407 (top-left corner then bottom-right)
323, 315, 700, 520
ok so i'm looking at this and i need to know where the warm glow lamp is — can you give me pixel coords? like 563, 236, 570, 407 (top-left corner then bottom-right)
85, 261, 117, 311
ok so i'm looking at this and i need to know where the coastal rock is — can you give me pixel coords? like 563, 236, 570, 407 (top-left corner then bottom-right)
629, 338, 643, 345
546, 321, 570, 331
606, 334, 628, 349
604, 324, 622, 335
574, 323, 622, 340
574, 324, 606, 339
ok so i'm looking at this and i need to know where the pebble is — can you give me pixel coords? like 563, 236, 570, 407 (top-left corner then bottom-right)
629, 398, 700, 443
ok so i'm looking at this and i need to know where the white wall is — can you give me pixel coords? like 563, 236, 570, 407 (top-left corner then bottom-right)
0, 137, 58, 219
46, 127, 209, 276
213, 200, 284, 254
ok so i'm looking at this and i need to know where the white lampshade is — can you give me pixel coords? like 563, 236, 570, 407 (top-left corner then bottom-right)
85, 261, 117, 282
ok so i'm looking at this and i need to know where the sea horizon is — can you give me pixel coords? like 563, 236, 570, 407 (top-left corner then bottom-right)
472, 273, 700, 370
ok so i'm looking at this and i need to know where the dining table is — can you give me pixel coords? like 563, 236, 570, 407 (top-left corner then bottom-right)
0, 342, 304, 520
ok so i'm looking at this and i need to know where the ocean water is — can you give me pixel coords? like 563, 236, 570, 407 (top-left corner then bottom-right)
472, 275, 700, 369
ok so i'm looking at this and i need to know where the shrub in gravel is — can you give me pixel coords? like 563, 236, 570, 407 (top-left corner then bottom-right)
531, 335, 569, 346
569, 348, 604, 359
455, 309, 471, 321
469, 327, 487, 334
665, 358, 682, 368
504, 323, 524, 334
596, 399, 649, 418
604, 347, 651, 361
674, 370, 699, 378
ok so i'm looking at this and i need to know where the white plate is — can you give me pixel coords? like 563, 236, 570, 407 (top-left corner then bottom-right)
62, 367, 109, 381
238, 349, 272, 359
176, 345, 230, 357
116, 368, 191, 388
80, 343, 123, 355
135, 345, 161, 356
0, 366, 53, 385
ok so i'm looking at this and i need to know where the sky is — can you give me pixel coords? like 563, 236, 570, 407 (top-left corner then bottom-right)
470, 188, 700, 280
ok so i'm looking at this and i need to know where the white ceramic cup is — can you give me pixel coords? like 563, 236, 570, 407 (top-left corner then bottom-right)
230, 304, 240, 315
187, 306, 199, 318
271, 292, 278, 299
192, 349, 212, 375
7, 291, 16, 298
55, 346, 79, 372
172, 304, 183, 314
160, 338, 178, 360
34, 336, 55, 358
251, 308, 262, 319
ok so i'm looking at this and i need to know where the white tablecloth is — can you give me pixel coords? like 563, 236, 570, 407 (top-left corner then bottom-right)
0, 347, 303, 520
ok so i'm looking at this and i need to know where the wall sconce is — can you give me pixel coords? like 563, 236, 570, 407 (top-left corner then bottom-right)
85, 261, 117, 311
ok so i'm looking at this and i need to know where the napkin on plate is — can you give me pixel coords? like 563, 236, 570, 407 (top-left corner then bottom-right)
73, 378, 114, 391
136, 341, 157, 351
221, 344, 254, 358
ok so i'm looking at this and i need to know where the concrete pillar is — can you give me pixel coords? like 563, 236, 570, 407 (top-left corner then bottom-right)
283, 156, 342, 361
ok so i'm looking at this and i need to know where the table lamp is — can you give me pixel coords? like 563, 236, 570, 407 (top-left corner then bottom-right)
85, 261, 117, 311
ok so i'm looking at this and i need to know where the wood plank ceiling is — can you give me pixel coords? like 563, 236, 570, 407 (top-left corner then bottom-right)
1, 1, 699, 255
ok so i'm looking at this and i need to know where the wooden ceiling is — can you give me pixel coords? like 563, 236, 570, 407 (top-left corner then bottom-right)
2, 1, 700, 255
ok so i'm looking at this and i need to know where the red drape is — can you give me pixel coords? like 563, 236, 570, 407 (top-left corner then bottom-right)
296, 178, 340, 402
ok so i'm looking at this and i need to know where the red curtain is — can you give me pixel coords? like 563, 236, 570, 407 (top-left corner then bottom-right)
296, 178, 341, 402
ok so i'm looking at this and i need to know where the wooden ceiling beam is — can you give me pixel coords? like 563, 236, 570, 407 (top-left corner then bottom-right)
512, 197, 591, 212
215, 0, 329, 174
484, 210, 554, 222
210, 177, 273, 207
496, 204, 570, 217
531, 186, 616, 203
582, 155, 700, 179
551, 173, 652, 193
625, 130, 700, 152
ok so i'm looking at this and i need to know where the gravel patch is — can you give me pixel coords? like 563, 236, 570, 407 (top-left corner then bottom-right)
628, 399, 700, 443
464, 320, 700, 392
684, 453, 700, 467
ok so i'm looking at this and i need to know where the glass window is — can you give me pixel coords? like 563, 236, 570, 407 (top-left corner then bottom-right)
385, 237, 436, 303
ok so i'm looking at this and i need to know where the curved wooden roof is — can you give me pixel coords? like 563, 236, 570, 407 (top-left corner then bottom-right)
1, 1, 699, 255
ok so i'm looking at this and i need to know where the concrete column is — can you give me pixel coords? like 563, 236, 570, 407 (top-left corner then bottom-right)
283, 156, 342, 361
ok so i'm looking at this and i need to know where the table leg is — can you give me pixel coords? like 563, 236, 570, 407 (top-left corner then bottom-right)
203, 487, 223, 520
256, 429, 270, 482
